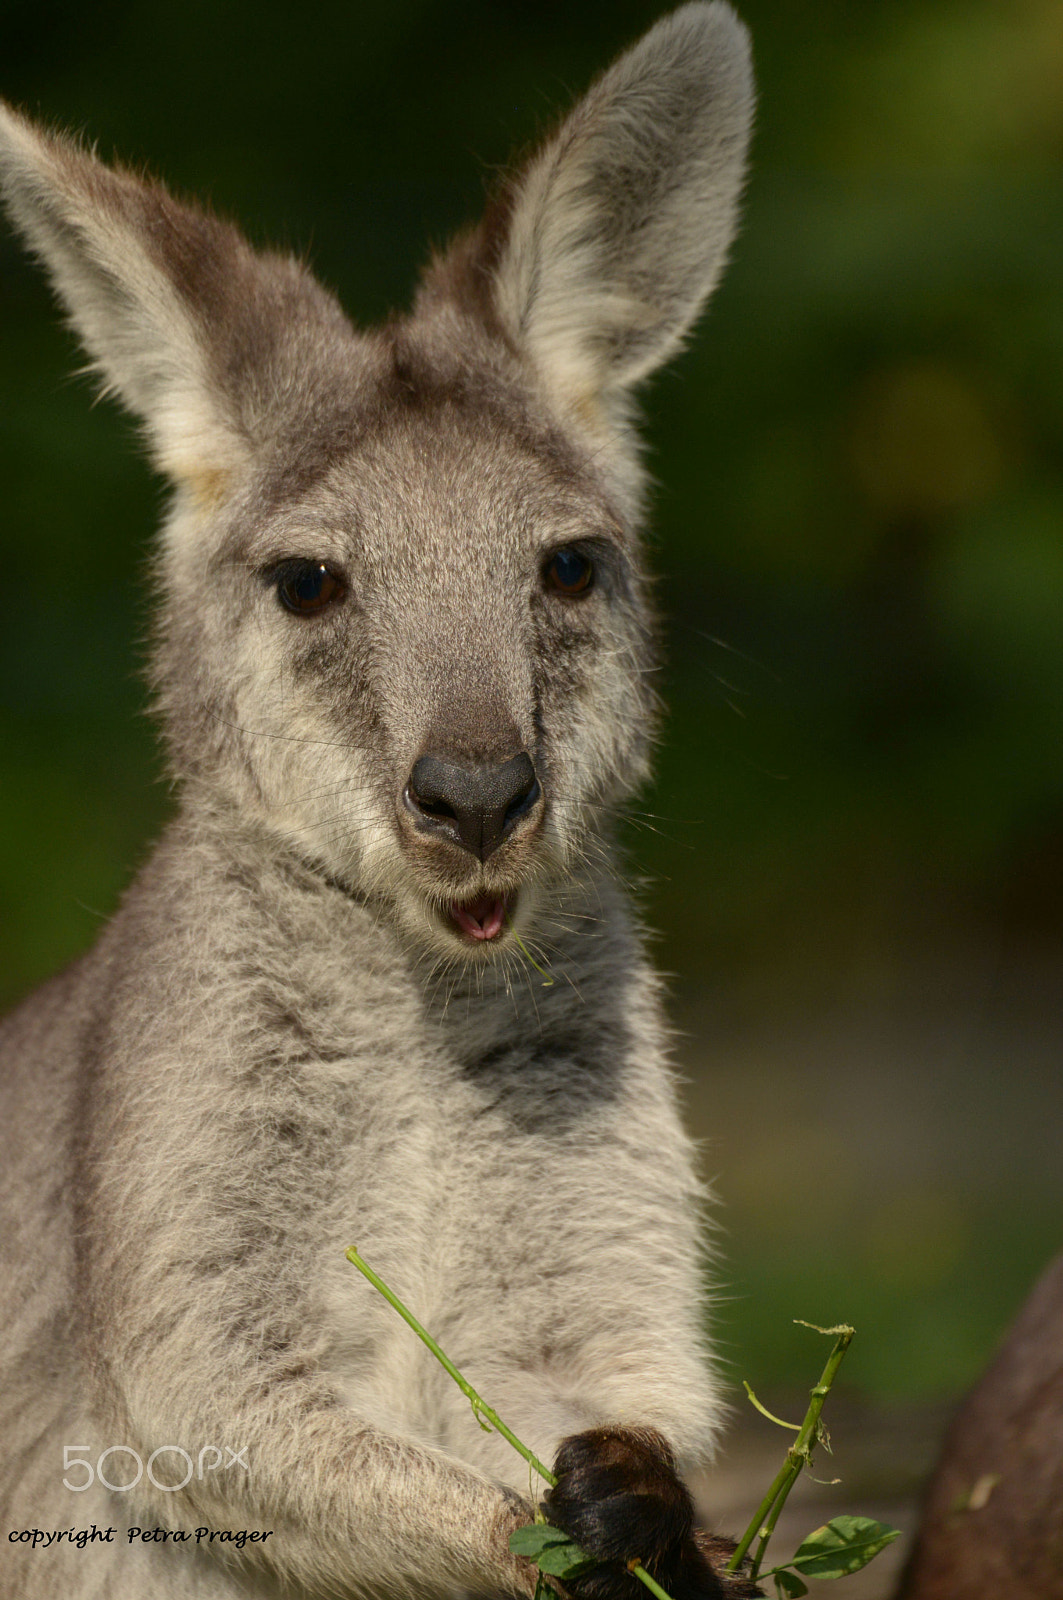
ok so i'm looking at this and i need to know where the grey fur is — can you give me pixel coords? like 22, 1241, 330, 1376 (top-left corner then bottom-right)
0, 8, 754, 1598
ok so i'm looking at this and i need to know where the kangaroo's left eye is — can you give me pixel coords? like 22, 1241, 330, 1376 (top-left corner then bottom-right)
544, 547, 594, 597
273, 560, 347, 616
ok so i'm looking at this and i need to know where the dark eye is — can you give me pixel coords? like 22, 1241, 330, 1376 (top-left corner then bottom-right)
273, 560, 347, 616
544, 547, 594, 597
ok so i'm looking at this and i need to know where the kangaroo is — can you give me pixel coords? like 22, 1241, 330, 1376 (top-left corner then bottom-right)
0, 8, 757, 1599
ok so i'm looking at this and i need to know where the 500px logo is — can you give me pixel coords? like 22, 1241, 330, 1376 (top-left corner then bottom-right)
63, 1446, 249, 1493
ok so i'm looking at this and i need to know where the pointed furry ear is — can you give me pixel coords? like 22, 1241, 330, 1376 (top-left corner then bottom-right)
0, 102, 350, 502
428, 3, 753, 424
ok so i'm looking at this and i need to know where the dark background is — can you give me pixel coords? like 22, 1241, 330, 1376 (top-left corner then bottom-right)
1, 0, 1061, 1408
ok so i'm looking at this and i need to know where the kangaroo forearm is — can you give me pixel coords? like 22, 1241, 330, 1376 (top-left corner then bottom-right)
108, 1398, 534, 1596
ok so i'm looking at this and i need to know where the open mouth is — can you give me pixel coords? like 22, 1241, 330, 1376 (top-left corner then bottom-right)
448, 893, 509, 942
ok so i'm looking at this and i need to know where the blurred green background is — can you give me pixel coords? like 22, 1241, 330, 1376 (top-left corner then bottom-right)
1, 0, 1061, 1407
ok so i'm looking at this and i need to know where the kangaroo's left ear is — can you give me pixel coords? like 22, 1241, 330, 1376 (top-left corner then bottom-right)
421, 2, 754, 431
0, 102, 352, 502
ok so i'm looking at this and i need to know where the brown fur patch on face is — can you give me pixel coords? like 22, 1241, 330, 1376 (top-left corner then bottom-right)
174, 461, 232, 510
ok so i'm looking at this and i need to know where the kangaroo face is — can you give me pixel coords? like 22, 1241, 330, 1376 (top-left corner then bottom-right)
156, 331, 656, 960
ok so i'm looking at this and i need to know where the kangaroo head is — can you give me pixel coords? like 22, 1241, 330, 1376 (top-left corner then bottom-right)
0, 4, 753, 962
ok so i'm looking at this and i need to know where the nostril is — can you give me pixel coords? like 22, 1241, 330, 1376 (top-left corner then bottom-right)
503, 774, 540, 832
407, 758, 460, 825
406, 780, 457, 823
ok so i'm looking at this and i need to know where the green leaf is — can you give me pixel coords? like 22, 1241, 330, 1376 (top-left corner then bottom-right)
787, 1517, 900, 1578
509, 1525, 573, 1558
509, 1525, 598, 1578
535, 1542, 599, 1578
774, 1570, 810, 1597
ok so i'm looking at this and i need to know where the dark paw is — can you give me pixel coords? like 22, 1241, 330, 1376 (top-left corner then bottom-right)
541, 1427, 762, 1600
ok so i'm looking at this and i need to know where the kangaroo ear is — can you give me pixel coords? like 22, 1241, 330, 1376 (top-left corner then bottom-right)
425, 3, 753, 426
0, 102, 350, 502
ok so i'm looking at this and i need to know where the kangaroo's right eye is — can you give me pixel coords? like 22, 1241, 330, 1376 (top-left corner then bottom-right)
270, 560, 347, 617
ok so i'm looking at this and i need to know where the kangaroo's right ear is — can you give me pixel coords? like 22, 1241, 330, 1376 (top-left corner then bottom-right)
0, 103, 351, 503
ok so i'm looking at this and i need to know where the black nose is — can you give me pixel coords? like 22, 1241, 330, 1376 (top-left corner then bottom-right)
405, 752, 541, 861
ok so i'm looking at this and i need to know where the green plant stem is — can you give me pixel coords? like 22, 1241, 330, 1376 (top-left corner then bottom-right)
346, 1246, 555, 1483
749, 1472, 794, 1578
507, 919, 555, 986
726, 1325, 854, 1579
346, 1246, 673, 1600
627, 1564, 675, 1600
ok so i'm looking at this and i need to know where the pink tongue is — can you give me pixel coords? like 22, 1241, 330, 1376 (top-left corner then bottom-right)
451, 895, 507, 942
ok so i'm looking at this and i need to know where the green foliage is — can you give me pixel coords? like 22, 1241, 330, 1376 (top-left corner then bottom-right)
726, 1322, 899, 1597
509, 1524, 598, 1580
770, 1518, 901, 1584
